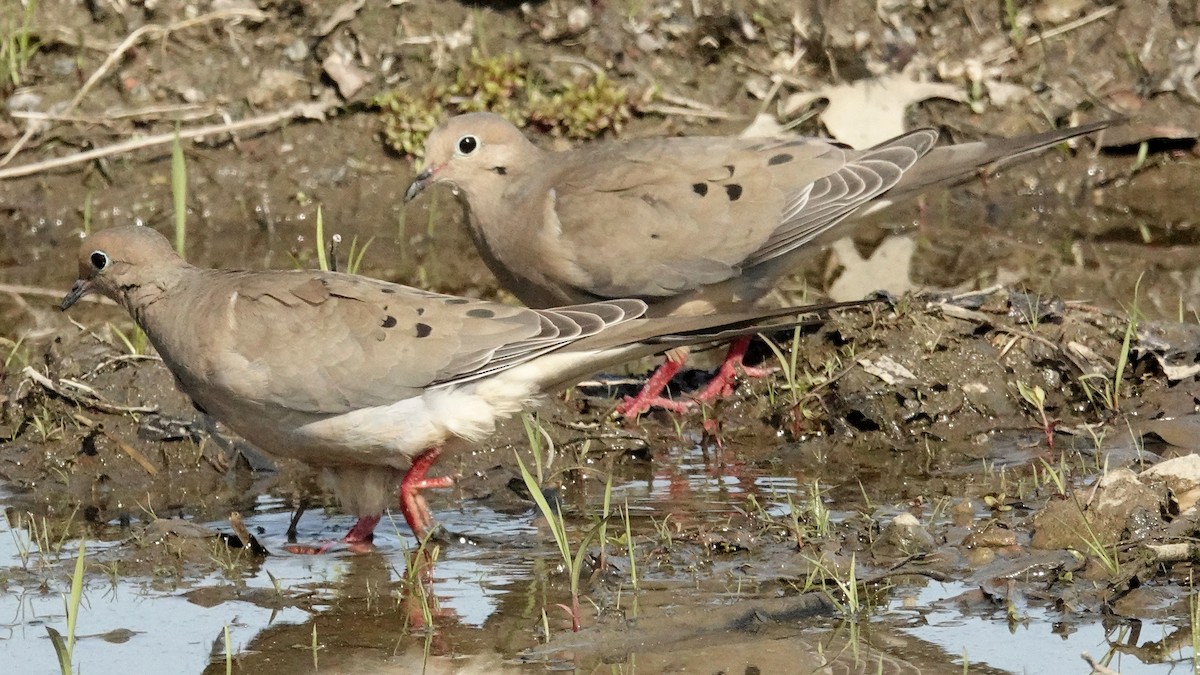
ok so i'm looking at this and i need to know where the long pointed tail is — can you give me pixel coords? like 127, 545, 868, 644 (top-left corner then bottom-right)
881, 118, 1113, 205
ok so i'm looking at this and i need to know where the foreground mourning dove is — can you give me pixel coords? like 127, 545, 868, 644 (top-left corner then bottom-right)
61, 226, 866, 548
405, 113, 1109, 415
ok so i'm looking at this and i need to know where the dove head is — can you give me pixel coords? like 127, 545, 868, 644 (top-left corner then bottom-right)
404, 112, 539, 205
61, 226, 186, 311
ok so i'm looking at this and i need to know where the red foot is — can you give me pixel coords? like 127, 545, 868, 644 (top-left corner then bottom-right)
401, 446, 454, 539
620, 395, 695, 416
615, 356, 686, 417
344, 515, 382, 543
285, 448, 454, 553
692, 336, 773, 402
283, 514, 384, 554
617, 337, 778, 417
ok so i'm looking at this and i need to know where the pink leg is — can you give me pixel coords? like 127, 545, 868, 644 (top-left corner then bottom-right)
343, 515, 382, 543
615, 355, 693, 417
284, 514, 383, 555
692, 336, 775, 403
400, 446, 455, 539
287, 448, 453, 554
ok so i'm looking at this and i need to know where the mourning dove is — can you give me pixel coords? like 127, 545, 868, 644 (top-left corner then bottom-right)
405, 113, 1109, 414
61, 226, 865, 548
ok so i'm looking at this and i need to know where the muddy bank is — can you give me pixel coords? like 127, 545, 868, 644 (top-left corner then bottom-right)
3, 0, 1200, 673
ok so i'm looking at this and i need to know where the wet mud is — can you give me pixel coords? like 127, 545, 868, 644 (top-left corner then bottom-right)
3, 1, 1200, 673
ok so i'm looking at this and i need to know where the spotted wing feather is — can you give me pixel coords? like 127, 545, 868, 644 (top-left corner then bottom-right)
199, 270, 645, 413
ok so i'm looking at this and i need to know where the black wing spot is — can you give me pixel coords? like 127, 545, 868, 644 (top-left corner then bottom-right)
692, 183, 708, 197
466, 308, 495, 318
768, 153, 794, 165
381, 315, 397, 328
724, 164, 735, 177
493, 166, 507, 175
725, 184, 743, 201
415, 323, 433, 338
417, 307, 425, 315
650, 233, 660, 239
381, 288, 396, 294
446, 298, 469, 305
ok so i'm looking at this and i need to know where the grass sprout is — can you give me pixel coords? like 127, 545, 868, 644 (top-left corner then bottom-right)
47, 539, 86, 675
802, 552, 863, 616
515, 448, 605, 632
1, 0, 38, 88
171, 124, 187, 258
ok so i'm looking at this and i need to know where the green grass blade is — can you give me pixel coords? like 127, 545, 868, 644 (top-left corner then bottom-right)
66, 538, 85, 656
46, 627, 70, 675
315, 206, 329, 271
515, 450, 570, 563
171, 125, 187, 258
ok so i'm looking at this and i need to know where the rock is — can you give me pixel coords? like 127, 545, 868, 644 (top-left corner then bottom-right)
284, 38, 310, 62
962, 381, 1018, 417
873, 512, 935, 557
1143, 454, 1200, 513
246, 68, 308, 108
1031, 469, 1165, 550
962, 526, 1019, 549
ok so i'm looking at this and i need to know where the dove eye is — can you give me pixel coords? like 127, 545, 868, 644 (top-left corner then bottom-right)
90, 251, 109, 271
456, 134, 479, 156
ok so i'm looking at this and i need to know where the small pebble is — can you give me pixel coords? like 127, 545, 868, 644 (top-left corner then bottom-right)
284, 38, 310, 62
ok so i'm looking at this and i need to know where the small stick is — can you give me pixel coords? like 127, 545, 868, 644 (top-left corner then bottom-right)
85, 354, 161, 379
0, 8, 268, 169
287, 501, 308, 542
229, 511, 270, 555
639, 104, 741, 120
983, 5, 1119, 65
71, 413, 159, 476
0, 99, 335, 181
11, 104, 215, 124
1080, 652, 1121, 675
23, 366, 158, 415
1143, 542, 1200, 563
65, 8, 268, 114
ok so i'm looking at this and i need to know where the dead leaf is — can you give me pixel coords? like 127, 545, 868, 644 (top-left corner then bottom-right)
1136, 320, 1200, 381
827, 235, 916, 301
739, 112, 786, 138
858, 355, 917, 385
323, 51, 371, 99
783, 70, 964, 148
314, 0, 366, 38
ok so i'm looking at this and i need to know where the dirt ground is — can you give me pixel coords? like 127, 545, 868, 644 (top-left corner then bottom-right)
3, 1, 1200, 673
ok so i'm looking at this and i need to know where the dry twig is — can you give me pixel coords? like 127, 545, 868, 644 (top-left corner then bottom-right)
0, 98, 336, 181
0, 8, 268, 168
22, 366, 158, 415
71, 412, 159, 475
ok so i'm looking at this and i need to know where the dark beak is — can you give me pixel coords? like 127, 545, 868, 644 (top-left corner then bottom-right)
404, 166, 435, 203
60, 279, 91, 311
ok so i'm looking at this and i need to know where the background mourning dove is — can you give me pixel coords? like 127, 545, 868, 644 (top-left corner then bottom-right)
61, 226, 865, 549
405, 113, 1110, 415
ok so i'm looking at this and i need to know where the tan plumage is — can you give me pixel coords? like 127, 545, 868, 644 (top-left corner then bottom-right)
405, 113, 1109, 411
62, 226, 864, 544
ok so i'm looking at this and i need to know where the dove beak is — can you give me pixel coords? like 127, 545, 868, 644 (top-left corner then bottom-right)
404, 164, 440, 203
60, 279, 92, 311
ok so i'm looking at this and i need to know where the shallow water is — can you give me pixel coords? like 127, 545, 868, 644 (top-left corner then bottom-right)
3, 2, 1200, 670
2, 433, 1194, 675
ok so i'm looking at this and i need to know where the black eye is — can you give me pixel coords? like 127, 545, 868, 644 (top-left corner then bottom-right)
90, 251, 109, 270
456, 135, 479, 155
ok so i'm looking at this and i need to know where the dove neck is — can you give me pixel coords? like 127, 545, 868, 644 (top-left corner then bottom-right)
116, 264, 194, 330
462, 209, 571, 307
